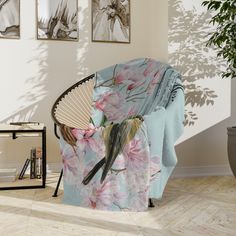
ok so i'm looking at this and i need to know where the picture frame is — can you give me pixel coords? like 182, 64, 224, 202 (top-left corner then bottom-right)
0, 0, 20, 39
36, 0, 79, 41
92, 0, 130, 43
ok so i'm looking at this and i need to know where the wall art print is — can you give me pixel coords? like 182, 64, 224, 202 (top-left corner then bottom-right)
0, 0, 20, 39
92, 0, 130, 43
37, 0, 78, 41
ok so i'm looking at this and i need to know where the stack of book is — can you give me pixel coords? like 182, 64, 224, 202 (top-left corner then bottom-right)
0, 168, 17, 182
18, 147, 42, 180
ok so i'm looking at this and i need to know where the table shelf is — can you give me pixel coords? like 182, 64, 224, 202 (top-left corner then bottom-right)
0, 124, 46, 190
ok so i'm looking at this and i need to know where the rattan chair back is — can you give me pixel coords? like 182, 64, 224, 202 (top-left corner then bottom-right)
51, 74, 95, 130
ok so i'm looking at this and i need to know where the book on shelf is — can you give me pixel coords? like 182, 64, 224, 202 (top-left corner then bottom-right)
9, 122, 41, 126
0, 122, 44, 131
0, 168, 17, 182
30, 147, 42, 179
9, 122, 44, 130
30, 148, 36, 179
35, 147, 42, 179
18, 158, 30, 180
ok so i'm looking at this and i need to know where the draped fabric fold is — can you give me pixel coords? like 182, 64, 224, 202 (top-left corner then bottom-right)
59, 58, 185, 211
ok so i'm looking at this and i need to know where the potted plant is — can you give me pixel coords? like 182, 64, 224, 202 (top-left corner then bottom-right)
202, 0, 236, 176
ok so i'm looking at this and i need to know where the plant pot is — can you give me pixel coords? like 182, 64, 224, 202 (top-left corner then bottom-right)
227, 127, 236, 177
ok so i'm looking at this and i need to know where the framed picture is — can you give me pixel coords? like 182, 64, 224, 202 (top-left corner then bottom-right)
0, 0, 20, 39
36, 0, 78, 41
92, 0, 130, 43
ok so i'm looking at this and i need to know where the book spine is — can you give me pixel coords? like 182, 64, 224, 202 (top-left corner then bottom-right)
30, 148, 36, 179
36, 158, 42, 179
18, 158, 30, 180
35, 147, 42, 179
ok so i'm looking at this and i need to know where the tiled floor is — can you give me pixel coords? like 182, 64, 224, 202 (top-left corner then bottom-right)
0, 174, 235, 236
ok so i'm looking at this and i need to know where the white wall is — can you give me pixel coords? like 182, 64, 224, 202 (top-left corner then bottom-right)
168, 0, 231, 144
149, 0, 168, 62
167, 0, 233, 176
0, 0, 152, 170
175, 79, 236, 174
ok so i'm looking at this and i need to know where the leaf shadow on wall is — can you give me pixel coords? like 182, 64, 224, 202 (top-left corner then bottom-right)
1, 5, 89, 166
168, 0, 223, 126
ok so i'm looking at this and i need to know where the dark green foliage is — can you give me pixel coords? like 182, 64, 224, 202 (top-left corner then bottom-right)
202, 0, 236, 79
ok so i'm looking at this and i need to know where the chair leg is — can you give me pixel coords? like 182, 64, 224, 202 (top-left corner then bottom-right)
148, 198, 155, 208
52, 169, 63, 197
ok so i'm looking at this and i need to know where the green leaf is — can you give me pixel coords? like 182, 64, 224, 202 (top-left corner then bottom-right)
202, 0, 236, 79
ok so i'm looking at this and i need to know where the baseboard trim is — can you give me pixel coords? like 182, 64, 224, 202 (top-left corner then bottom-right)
172, 165, 233, 178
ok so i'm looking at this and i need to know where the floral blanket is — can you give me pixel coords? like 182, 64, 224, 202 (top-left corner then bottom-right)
59, 58, 184, 211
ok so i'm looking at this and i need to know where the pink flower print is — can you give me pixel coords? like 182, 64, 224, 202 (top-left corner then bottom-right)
114, 69, 133, 85
126, 72, 146, 91
127, 80, 145, 91
143, 59, 157, 77
95, 91, 126, 122
107, 110, 126, 121
128, 106, 138, 117
95, 91, 124, 111
130, 188, 149, 211
61, 145, 79, 177
88, 176, 121, 210
89, 200, 97, 209
95, 100, 105, 111
72, 126, 105, 157
111, 153, 126, 170
147, 72, 161, 95
124, 138, 149, 171
63, 156, 79, 176
114, 69, 145, 89
72, 124, 96, 140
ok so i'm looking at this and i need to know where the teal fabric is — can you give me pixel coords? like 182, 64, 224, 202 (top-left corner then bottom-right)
146, 79, 185, 198
59, 58, 184, 211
